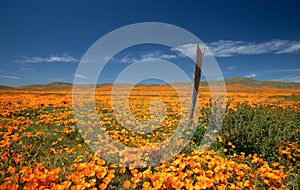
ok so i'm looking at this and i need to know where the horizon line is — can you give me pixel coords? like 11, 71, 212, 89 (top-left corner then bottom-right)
1, 77, 300, 88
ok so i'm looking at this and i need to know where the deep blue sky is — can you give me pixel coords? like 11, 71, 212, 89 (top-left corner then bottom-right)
0, 0, 300, 86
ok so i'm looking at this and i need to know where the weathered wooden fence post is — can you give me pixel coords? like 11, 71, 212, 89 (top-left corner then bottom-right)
188, 44, 205, 127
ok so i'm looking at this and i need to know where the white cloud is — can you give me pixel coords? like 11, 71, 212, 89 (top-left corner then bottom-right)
19, 67, 36, 71
73, 74, 88, 79
272, 75, 300, 83
207, 39, 295, 57
104, 56, 113, 62
173, 39, 300, 58
118, 54, 137, 63
172, 44, 197, 58
244, 73, 256, 78
158, 54, 177, 59
141, 51, 177, 60
0, 75, 21, 80
115, 51, 177, 64
277, 43, 300, 54
264, 69, 300, 73
15, 55, 78, 63
226, 66, 237, 70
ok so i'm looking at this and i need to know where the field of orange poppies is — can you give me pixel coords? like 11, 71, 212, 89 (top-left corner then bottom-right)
0, 84, 299, 189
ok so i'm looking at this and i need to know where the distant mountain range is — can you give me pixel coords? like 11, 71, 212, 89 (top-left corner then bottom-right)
201, 77, 300, 88
1, 78, 300, 90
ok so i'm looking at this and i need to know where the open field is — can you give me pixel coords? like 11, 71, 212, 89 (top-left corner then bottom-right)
0, 84, 299, 189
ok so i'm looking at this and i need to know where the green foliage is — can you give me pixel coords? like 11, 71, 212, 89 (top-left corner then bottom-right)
219, 103, 299, 161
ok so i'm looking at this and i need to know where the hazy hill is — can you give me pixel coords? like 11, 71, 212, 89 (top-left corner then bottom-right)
201, 77, 300, 88
17, 82, 73, 90
0, 85, 16, 90
1, 78, 299, 90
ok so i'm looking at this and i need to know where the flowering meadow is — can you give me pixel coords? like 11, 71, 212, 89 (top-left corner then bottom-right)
0, 84, 299, 189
